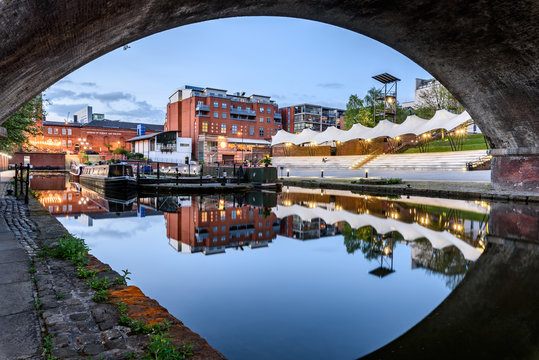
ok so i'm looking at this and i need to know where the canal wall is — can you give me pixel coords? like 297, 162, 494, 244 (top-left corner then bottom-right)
281, 179, 539, 203
13, 191, 226, 359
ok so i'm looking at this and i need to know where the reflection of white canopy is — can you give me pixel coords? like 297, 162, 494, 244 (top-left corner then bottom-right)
273, 204, 482, 261
271, 110, 472, 146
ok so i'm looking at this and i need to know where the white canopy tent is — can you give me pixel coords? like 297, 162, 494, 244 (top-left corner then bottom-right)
271, 110, 472, 146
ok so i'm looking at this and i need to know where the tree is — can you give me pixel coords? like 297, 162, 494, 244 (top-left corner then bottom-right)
0, 95, 44, 152
344, 94, 374, 129
414, 83, 464, 118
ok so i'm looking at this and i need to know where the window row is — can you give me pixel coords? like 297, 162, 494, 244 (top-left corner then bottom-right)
47, 127, 72, 135
200, 123, 278, 136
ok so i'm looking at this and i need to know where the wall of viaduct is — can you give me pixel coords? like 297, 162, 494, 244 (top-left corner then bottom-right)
0, 0, 537, 190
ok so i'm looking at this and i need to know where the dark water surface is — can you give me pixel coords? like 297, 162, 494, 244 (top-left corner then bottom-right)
36, 176, 490, 359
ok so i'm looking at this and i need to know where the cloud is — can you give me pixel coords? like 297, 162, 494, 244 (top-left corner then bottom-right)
80, 82, 97, 87
316, 82, 345, 89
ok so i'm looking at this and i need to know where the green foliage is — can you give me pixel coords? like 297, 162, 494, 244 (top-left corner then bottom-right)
114, 269, 132, 286
413, 82, 464, 118
128, 152, 145, 160
112, 147, 129, 155
92, 289, 109, 303
86, 276, 111, 291
33, 296, 42, 310
51, 234, 89, 266
385, 178, 403, 184
260, 154, 272, 166
76, 266, 97, 279
344, 94, 373, 129
0, 95, 44, 152
43, 334, 57, 360
341, 224, 379, 258
29, 266, 36, 274
144, 334, 194, 360
117, 302, 170, 335
54, 290, 65, 300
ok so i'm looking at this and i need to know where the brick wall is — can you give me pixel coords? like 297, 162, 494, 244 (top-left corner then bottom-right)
10, 152, 66, 169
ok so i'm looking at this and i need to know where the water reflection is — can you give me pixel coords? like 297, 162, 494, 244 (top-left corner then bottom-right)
36, 175, 498, 359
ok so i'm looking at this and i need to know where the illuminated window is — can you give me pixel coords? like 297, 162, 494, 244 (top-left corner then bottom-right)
231, 125, 237, 135
201, 122, 208, 132
62, 140, 66, 146
220, 211, 226, 220
54, 128, 58, 135
68, 140, 72, 147
201, 212, 207, 222
221, 124, 226, 134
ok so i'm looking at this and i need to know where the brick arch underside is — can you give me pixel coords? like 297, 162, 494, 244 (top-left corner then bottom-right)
0, 0, 537, 150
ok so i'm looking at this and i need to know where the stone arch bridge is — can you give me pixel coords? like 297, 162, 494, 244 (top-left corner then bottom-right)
0, 0, 537, 190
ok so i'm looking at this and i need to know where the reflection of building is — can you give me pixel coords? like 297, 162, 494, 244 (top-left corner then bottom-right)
165, 85, 282, 163
280, 104, 345, 133
291, 216, 340, 240
164, 197, 280, 255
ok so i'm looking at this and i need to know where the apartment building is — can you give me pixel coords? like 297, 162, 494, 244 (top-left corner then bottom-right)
165, 85, 282, 164
280, 104, 345, 133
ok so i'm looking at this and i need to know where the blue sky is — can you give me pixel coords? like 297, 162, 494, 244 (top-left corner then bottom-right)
44, 16, 431, 124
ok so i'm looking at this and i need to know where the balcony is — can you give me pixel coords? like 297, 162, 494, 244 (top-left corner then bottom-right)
196, 112, 209, 117
230, 115, 255, 122
196, 104, 210, 111
274, 113, 282, 119
230, 108, 257, 116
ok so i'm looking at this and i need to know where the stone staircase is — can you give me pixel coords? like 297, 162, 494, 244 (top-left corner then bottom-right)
272, 155, 369, 171
350, 154, 380, 170
355, 150, 489, 171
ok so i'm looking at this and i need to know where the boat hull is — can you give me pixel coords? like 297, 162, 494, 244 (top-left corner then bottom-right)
79, 175, 136, 199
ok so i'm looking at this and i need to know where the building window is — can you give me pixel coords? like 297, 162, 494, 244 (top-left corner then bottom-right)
54, 128, 58, 135
249, 126, 254, 136
67, 129, 72, 135
232, 125, 237, 135
260, 117, 264, 123
259, 127, 264, 137
62, 140, 66, 146
61, 128, 66, 135
213, 236, 218, 243
47, 127, 52, 134
221, 124, 226, 134
214, 102, 219, 107
213, 226, 218, 232
222, 113, 227, 119
260, 107, 264, 113
202, 122, 208, 132
267, 109, 272, 115
201, 212, 207, 222
237, 106, 242, 110
220, 211, 226, 220
221, 235, 226, 242
221, 225, 226, 231
213, 112, 218, 118
231, 211, 236, 220
222, 103, 227, 109
267, 118, 271, 123
246, 107, 250, 111
68, 140, 72, 147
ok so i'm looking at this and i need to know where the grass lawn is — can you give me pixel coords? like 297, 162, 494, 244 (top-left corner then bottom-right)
403, 133, 488, 153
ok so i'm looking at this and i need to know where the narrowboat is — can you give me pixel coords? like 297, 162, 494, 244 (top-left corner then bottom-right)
79, 163, 136, 196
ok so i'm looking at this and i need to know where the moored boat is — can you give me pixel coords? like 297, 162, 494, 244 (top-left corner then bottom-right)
79, 163, 136, 197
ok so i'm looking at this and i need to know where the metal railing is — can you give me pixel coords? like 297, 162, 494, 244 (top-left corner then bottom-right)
13, 163, 30, 204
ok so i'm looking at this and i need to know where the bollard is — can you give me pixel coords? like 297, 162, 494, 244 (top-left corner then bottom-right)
287, 168, 290, 177
200, 164, 203, 186
321, 169, 324, 178
25, 164, 30, 204
14, 164, 18, 196
365, 169, 369, 178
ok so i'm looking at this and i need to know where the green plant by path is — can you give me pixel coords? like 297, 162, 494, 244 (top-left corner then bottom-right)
42, 334, 57, 360
144, 334, 194, 360
51, 234, 89, 266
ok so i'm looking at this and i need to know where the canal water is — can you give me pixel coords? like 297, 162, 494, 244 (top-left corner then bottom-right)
34, 175, 490, 359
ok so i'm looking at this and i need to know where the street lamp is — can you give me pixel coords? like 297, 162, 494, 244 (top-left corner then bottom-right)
238, 131, 244, 163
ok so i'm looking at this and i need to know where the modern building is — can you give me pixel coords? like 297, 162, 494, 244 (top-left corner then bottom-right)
30, 118, 163, 153
165, 85, 282, 164
279, 104, 345, 133
128, 130, 193, 164
73, 106, 93, 124
401, 78, 442, 110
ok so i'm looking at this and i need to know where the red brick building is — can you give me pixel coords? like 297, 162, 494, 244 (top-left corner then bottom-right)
165, 86, 282, 164
29, 119, 163, 154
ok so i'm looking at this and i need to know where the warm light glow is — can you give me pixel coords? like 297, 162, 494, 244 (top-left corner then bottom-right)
220, 141, 227, 149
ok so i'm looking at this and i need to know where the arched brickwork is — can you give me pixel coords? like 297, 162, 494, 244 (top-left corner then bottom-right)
0, 1, 537, 189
